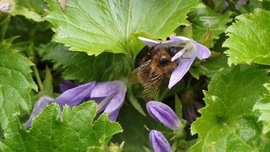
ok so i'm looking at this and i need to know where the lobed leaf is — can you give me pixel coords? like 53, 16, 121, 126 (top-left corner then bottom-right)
44, 0, 199, 57
0, 102, 122, 151
0, 41, 37, 129
190, 67, 270, 151
223, 8, 270, 66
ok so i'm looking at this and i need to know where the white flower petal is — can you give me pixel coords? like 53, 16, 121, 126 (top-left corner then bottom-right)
138, 37, 161, 47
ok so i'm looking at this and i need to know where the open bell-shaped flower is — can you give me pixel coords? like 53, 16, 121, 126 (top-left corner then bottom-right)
138, 36, 211, 89
149, 130, 172, 152
91, 81, 127, 121
55, 80, 127, 121
25, 80, 127, 128
146, 101, 181, 130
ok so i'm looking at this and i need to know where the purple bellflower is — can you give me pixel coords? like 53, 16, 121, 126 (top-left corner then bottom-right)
90, 81, 127, 121
146, 101, 181, 130
149, 130, 172, 152
25, 80, 127, 128
138, 36, 211, 89
55, 80, 127, 121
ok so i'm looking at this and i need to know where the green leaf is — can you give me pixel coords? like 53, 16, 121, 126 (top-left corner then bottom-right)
0, 41, 37, 129
44, 0, 199, 57
39, 43, 131, 82
11, 6, 44, 22
190, 67, 270, 151
188, 5, 232, 41
253, 83, 270, 135
0, 102, 123, 151
189, 56, 229, 79
223, 8, 270, 66
6, 0, 45, 22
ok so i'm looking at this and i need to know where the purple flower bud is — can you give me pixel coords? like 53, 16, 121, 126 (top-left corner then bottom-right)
146, 101, 181, 130
25, 96, 54, 128
91, 81, 127, 121
138, 36, 211, 89
149, 130, 172, 152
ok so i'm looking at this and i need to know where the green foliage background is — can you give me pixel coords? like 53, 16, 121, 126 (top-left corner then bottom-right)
0, 0, 270, 151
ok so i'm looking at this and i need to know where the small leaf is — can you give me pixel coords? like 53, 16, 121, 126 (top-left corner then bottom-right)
44, 0, 199, 57
0, 41, 37, 129
190, 67, 270, 151
0, 102, 122, 151
224, 8, 270, 66
188, 6, 232, 42
11, 6, 44, 22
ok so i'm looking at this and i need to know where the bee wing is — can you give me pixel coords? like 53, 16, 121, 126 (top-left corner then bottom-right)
128, 60, 151, 84
142, 72, 165, 102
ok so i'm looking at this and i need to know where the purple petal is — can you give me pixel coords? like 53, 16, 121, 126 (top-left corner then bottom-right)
91, 81, 127, 121
59, 80, 79, 93
169, 57, 196, 89
146, 101, 181, 130
190, 40, 211, 60
149, 130, 172, 152
169, 36, 191, 42
54, 82, 96, 109
169, 36, 211, 60
25, 96, 54, 128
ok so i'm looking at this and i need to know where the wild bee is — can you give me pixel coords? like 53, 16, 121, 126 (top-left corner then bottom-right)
130, 45, 184, 101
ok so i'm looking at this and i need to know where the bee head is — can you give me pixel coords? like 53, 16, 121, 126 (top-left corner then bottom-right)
158, 55, 170, 66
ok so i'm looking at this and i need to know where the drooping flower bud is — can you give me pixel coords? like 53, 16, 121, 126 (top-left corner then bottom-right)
146, 101, 181, 130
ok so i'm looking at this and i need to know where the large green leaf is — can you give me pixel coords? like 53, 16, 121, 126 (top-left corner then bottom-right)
0, 41, 37, 129
0, 102, 122, 151
190, 67, 270, 151
39, 43, 131, 82
44, 0, 199, 57
223, 9, 270, 66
